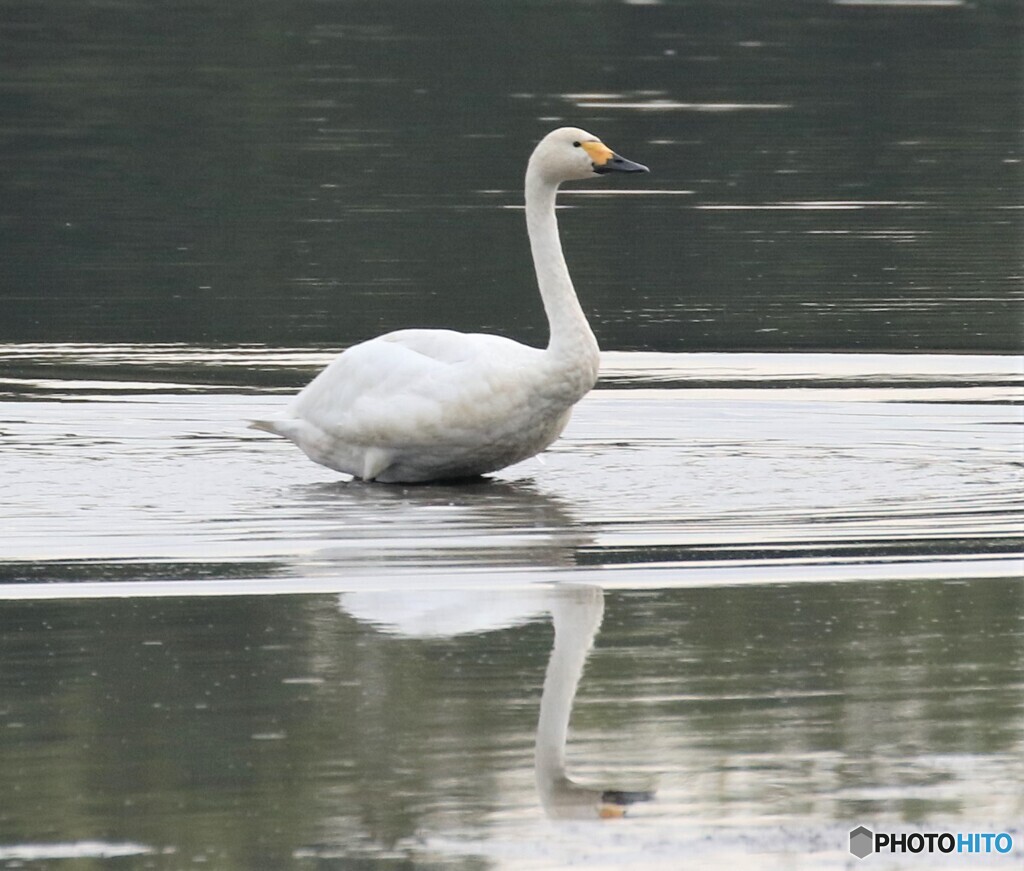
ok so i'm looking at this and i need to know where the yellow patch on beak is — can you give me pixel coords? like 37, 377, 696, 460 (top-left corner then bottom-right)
598, 803, 627, 819
581, 141, 615, 166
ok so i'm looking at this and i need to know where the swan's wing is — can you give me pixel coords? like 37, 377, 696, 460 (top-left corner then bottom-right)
379, 328, 538, 365
288, 330, 544, 446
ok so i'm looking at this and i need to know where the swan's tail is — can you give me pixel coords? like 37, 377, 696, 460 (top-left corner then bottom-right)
248, 419, 302, 440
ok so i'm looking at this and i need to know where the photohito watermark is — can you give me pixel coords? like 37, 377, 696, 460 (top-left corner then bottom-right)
850, 826, 1015, 859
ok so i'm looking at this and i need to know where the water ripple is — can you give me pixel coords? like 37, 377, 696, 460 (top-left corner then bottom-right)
0, 345, 1019, 596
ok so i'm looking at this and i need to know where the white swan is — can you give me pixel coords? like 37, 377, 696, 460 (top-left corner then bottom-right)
252, 127, 648, 483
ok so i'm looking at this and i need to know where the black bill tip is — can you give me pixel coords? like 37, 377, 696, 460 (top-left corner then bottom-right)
594, 154, 650, 174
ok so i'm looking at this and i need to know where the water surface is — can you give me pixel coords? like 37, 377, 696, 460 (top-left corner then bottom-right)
1, 0, 1020, 351
1, 347, 1022, 868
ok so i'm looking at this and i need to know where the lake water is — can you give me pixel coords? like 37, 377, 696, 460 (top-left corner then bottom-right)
2, 347, 1021, 868
1, 0, 1022, 868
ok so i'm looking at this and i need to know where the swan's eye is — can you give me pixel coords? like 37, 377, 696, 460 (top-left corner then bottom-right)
573, 141, 581, 148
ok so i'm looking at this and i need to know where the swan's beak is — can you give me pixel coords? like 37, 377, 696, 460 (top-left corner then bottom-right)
593, 153, 649, 175
582, 141, 649, 175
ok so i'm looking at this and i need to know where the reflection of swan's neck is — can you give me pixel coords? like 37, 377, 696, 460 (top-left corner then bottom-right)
535, 586, 604, 813
525, 167, 600, 382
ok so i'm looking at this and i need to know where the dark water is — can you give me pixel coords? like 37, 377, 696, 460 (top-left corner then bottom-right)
1, 0, 1021, 351
1, 580, 1022, 868
2, 1, 1023, 868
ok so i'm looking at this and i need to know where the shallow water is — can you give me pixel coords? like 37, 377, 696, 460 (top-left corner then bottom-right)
1, 347, 1022, 868
2, 345, 1021, 584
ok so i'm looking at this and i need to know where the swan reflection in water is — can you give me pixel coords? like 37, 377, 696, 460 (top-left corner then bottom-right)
536, 584, 654, 819
340, 583, 655, 820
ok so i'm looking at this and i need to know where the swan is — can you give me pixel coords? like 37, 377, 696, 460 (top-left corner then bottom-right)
252, 127, 648, 483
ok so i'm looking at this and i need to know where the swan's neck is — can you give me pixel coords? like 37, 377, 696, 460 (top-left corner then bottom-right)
524, 168, 600, 386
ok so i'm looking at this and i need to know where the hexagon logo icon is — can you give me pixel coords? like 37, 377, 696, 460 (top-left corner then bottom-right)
850, 826, 874, 859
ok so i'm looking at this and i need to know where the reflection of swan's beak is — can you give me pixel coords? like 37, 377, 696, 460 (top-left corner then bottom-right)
541, 776, 655, 820
599, 788, 655, 819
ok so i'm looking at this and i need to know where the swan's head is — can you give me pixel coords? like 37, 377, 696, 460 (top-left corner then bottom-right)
529, 127, 649, 184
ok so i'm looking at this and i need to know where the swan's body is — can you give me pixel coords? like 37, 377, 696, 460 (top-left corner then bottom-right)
252, 127, 647, 483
